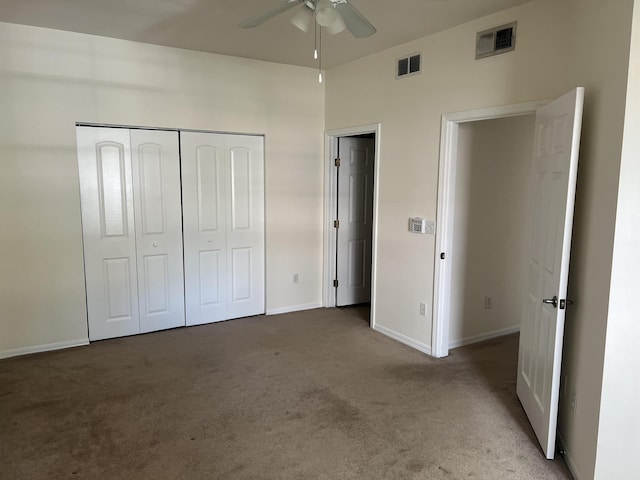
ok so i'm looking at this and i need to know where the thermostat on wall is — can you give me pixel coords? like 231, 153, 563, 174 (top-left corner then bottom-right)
409, 217, 435, 235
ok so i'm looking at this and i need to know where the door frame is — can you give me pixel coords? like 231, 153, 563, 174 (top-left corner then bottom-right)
323, 124, 382, 325
431, 101, 548, 358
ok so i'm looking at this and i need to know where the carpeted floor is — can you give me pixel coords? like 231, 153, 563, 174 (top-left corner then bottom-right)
0, 307, 572, 479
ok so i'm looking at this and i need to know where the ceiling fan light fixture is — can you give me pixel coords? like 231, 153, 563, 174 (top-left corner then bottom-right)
316, 0, 338, 27
325, 11, 346, 35
291, 6, 313, 33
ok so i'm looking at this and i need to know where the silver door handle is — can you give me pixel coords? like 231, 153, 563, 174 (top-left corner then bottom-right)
542, 296, 558, 308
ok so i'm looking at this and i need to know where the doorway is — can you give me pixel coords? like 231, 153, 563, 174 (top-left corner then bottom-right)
323, 124, 381, 327
432, 90, 585, 460
431, 101, 548, 358
447, 114, 535, 348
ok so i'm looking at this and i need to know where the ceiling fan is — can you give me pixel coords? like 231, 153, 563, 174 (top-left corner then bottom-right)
239, 0, 377, 38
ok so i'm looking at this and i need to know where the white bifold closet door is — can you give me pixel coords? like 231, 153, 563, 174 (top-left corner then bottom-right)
180, 132, 265, 326
77, 127, 185, 341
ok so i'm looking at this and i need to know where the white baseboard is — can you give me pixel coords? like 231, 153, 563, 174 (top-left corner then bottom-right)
266, 302, 323, 316
373, 324, 432, 356
449, 325, 520, 349
557, 432, 582, 480
0, 338, 90, 360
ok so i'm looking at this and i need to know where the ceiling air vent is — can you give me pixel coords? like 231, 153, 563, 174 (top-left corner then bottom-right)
476, 22, 517, 59
396, 53, 422, 78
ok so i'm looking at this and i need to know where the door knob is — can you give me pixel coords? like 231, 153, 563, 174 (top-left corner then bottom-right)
542, 296, 558, 308
153, 242, 158, 248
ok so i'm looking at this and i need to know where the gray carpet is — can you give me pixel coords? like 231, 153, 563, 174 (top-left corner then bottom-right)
0, 307, 571, 479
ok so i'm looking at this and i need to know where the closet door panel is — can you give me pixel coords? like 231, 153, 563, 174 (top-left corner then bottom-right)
131, 129, 185, 333
181, 132, 229, 325
231, 247, 252, 302
199, 250, 223, 306
142, 254, 170, 313
77, 127, 140, 341
226, 136, 265, 319
230, 149, 251, 230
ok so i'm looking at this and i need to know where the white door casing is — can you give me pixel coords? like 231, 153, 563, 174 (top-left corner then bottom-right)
336, 137, 375, 307
77, 127, 140, 341
432, 100, 549, 358
181, 132, 265, 326
432, 91, 584, 458
130, 129, 185, 333
516, 87, 584, 459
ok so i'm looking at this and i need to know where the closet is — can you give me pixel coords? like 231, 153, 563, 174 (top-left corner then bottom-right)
180, 132, 265, 326
77, 126, 265, 341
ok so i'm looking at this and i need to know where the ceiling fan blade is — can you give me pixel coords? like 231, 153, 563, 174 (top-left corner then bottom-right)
335, 1, 376, 38
239, 0, 302, 29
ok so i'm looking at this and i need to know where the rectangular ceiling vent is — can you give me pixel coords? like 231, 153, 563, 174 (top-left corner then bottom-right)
475, 22, 517, 59
396, 53, 422, 79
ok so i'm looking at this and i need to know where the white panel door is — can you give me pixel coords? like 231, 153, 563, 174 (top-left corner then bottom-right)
517, 88, 584, 459
77, 127, 140, 341
181, 132, 228, 325
225, 134, 265, 319
130, 129, 185, 333
336, 137, 375, 306
182, 132, 265, 325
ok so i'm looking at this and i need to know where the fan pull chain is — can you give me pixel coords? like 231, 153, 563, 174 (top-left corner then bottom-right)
318, 27, 323, 83
314, 17, 318, 60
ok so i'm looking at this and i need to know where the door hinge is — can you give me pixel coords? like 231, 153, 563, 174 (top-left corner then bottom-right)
334, 220, 340, 228
333, 279, 339, 288
334, 157, 341, 167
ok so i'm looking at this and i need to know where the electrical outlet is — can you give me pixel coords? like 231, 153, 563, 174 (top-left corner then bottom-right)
293, 273, 299, 284
419, 302, 426, 316
484, 296, 492, 309
571, 391, 577, 414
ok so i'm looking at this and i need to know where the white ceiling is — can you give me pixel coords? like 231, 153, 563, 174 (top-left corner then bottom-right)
0, 0, 531, 69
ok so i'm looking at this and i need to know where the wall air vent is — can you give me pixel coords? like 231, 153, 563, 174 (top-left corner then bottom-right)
396, 53, 422, 78
475, 22, 517, 59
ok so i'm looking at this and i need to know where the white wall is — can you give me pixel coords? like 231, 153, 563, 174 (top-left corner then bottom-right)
451, 115, 534, 346
557, 1, 636, 479
0, 22, 325, 356
593, 2, 640, 478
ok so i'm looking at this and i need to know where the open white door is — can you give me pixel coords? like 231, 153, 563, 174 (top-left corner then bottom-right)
335, 137, 375, 306
517, 87, 584, 459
